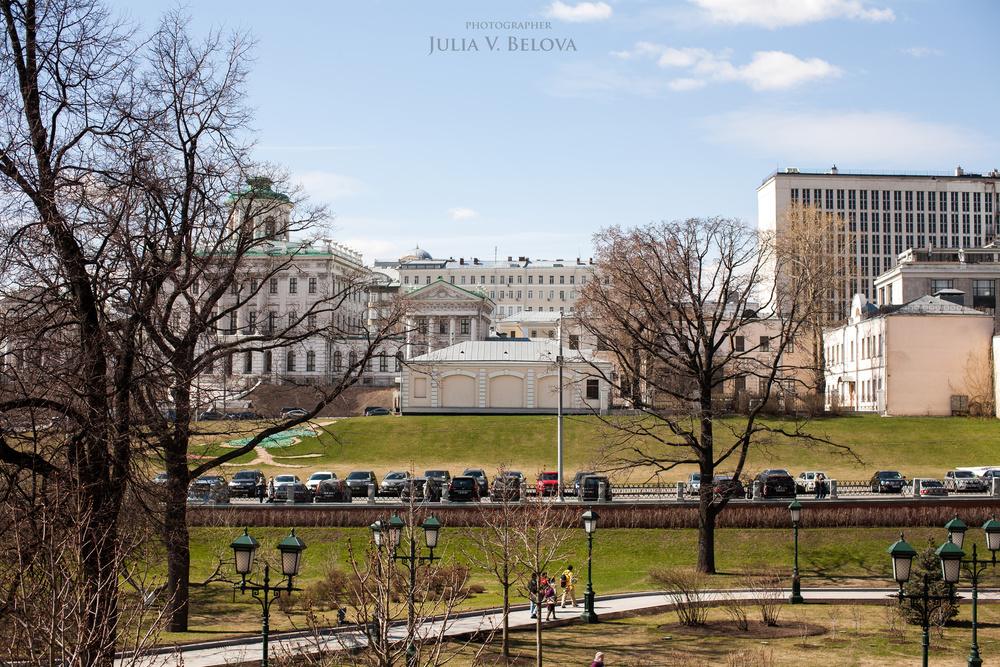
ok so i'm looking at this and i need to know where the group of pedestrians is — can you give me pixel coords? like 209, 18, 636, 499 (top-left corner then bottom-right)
255, 476, 276, 503
526, 565, 577, 621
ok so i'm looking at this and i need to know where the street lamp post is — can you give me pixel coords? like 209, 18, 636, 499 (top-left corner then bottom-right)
580, 508, 599, 623
940, 514, 1000, 667
887, 533, 961, 667
371, 512, 442, 665
788, 501, 803, 604
230, 528, 307, 667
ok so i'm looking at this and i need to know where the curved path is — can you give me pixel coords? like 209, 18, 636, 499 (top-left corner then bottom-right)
120, 586, 1000, 666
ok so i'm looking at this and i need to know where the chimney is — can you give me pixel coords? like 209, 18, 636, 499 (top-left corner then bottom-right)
459, 258, 464, 265
956, 166, 964, 176
508, 256, 513, 261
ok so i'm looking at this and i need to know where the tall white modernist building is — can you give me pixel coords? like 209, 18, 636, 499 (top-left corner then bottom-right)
758, 167, 1000, 313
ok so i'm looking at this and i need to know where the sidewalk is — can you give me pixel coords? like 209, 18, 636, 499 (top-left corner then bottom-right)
122, 587, 1000, 666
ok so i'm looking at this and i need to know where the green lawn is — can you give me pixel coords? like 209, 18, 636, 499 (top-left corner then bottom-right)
184, 413, 1000, 484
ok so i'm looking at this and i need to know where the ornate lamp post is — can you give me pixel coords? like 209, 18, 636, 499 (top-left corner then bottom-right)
230, 528, 307, 667
939, 514, 1000, 667
887, 533, 961, 667
788, 501, 803, 604
580, 508, 600, 623
371, 512, 442, 665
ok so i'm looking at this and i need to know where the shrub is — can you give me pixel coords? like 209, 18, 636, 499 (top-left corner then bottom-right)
739, 567, 784, 627
899, 537, 959, 626
650, 568, 711, 627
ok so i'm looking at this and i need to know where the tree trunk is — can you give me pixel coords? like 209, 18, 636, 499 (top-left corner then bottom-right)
164, 480, 191, 632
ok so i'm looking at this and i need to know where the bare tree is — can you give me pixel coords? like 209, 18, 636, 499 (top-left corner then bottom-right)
577, 218, 848, 574
462, 463, 524, 659
773, 202, 857, 404
513, 496, 574, 667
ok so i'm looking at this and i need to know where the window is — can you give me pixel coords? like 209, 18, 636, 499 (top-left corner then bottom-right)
250, 278, 259, 293
460, 318, 470, 334
586, 379, 599, 400
569, 334, 579, 350
268, 312, 277, 333
559, 275, 565, 284
308, 314, 317, 330
332, 350, 342, 372
247, 311, 256, 333
733, 336, 745, 352
286, 352, 296, 372
417, 318, 428, 334
516, 290, 522, 299
349, 351, 358, 369
439, 320, 448, 334
528, 290, 533, 299
759, 336, 770, 352
306, 351, 315, 372
288, 311, 296, 328
288, 277, 297, 294
461, 276, 466, 284
269, 278, 278, 294
974, 280, 995, 310
308, 277, 317, 293
549, 276, 554, 284
243, 351, 253, 374
528, 275, 534, 284
734, 376, 746, 392
559, 290, 565, 300
263, 350, 272, 373
395, 352, 403, 372
930, 279, 954, 294
225, 313, 237, 335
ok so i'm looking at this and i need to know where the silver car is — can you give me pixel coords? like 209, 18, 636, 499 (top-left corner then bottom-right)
943, 469, 988, 492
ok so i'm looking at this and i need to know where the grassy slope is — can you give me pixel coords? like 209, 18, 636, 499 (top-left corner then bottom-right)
188, 414, 1000, 483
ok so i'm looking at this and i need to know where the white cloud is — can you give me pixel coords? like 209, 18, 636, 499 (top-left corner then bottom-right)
543, 1, 613, 22
620, 43, 842, 91
294, 171, 368, 201
902, 46, 944, 58
688, 0, 894, 28
448, 207, 478, 220
703, 110, 996, 164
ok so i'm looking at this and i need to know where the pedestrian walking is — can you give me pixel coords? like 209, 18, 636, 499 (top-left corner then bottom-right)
590, 651, 605, 667
528, 574, 538, 618
544, 583, 557, 620
560, 565, 576, 607
256, 477, 266, 503
267, 476, 275, 502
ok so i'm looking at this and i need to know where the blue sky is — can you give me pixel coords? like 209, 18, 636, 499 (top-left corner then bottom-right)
114, 0, 999, 265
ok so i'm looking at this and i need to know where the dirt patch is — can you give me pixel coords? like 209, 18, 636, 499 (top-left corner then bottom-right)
658, 620, 826, 639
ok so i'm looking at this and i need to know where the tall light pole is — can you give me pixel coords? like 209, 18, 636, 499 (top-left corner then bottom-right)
557, 312, 564, 501
788, 501, 803, 604
230, 528, 307, 667
371, 512, 442, 666
580, 508, 600, 623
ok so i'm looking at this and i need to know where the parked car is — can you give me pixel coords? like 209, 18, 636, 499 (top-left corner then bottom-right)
314, 479, 353, 503
491, 472, 523, 502
536, 471, 560, 497
188, 475, 230, 503
424, 470, 451, 486
363, 406, 391, 416
197, 409, 226, 421
943, 469, 988, 492
380, 471, 410, 496
870, 470, 907, 493
685, 472, 701, 494
306, 471, 337, 493
580, 474, 613, 502
151, 472, 168, 486
281, 407, 308, 418
572, 471, 595, 497
274, 481, 313, 503
272, 474, 301, 498
906, 478, 949, 497
228, 469, 265, 498
226, 410, 261, 420
753, 471, 796, 498
712, 475, 745, 500
463, 468, 489, 497
448, 476, 480, 502
794, 471, 828, 494
345, 471, 377, 496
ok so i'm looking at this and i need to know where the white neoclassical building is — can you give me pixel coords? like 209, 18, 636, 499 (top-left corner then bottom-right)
400, 339, 613, 415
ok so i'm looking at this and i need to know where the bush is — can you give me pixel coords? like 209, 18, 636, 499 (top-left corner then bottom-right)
650, 568, 710, 627
739, 567, 784, 627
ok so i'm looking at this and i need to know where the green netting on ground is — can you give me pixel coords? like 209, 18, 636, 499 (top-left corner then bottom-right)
227, 427, 315, 449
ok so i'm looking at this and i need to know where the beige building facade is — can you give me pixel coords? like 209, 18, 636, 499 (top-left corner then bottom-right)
823, 294, 993, 415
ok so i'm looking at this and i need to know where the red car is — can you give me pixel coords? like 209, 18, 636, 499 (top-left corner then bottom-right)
536, 471, 560, 497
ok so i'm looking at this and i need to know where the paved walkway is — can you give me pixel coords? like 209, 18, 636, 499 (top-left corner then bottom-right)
122, 587, 1000, 666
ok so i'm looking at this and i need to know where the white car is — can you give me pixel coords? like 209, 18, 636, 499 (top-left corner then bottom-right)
794, 471, 828, 494
686, 472, 701, 493
943, 469, 988, 492
306, 471, 337, 492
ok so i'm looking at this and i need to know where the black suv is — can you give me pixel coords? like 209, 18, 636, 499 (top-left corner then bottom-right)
870, 470, 906, 493
580, 475, 612, 501
753, 471, 796, 498
462, 469, 489, 497
448, 476, 480, 502
345, 471, 377, 496
491, 472, 523, 502
228, 470, 265, 498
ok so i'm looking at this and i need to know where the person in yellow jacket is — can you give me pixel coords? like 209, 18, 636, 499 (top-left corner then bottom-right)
560, 565, 576, 607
